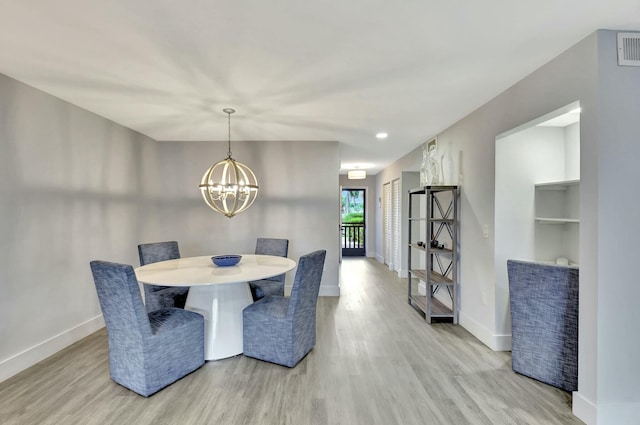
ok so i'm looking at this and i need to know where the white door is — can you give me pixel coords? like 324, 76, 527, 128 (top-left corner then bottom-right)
392, 178, 401, 274
383, 182, 392, 268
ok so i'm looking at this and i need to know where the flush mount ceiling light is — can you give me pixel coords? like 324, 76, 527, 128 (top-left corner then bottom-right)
199, 108, 259, 218
376, 132, 388, 139
348, 169, 367, 179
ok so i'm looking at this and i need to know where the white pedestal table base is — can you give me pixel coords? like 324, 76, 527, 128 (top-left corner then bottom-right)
185, 282, 253, 361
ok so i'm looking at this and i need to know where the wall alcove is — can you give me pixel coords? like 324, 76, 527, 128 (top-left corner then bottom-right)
494, 101, 581, 342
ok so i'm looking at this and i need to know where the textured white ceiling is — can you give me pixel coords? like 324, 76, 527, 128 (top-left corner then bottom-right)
0, 1, 638, 173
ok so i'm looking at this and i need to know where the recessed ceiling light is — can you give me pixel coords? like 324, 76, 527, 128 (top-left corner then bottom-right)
376, 132, 388, 139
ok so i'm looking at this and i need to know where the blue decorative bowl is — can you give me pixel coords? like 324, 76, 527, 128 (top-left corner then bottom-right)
211, 255, 242, 267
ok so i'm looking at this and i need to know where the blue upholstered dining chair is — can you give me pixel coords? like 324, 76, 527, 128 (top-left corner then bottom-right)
138, 241, 189, 312
249, 237, 289, 301
89, 260, 204, 397
243, 250, 326, 367
507, 259, 579, 391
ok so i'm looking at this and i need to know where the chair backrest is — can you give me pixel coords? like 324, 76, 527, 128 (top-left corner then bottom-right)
138, 241, 180, 266
255, 238, 289, 283
89, 261, 152, 341
507, 259, 579, 302
287, 250, 326, 319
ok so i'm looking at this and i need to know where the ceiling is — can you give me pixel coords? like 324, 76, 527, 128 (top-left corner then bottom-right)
1, 1, 638, 174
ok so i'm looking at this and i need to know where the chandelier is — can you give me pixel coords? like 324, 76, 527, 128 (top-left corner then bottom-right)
199, 108, 259, 218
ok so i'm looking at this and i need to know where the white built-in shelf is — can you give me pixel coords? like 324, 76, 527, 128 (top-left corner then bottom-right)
534, 179, 580, 265
535, 217, 580, 224
535, 179, 580, 190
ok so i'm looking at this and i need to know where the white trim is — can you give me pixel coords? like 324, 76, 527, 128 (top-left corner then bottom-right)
572, 391, 597, 425
319, 285, 340, 297
0, 315, 105, 383
496, 101, 581, 140
375, 253, 384, 263
391, 178, 401, 273
459, 311, 512, 351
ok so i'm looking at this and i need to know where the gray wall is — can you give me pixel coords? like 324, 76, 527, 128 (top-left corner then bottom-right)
0, 74, 149, 380
144, 140, 340, 294
375, 30, 640, 424
594, 30, 640, 424
0, 73, 340, 382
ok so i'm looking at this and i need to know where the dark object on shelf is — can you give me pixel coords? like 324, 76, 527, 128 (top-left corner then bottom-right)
507, 259, 579, 392
430, 239, 445, 249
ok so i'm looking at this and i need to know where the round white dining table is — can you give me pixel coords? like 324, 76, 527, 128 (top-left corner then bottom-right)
134, 254, 296, 361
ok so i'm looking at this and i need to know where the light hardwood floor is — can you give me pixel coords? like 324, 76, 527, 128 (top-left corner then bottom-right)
0, 258, 584, 425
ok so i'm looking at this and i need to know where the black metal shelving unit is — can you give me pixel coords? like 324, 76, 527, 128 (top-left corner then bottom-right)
407, 185, 459, 323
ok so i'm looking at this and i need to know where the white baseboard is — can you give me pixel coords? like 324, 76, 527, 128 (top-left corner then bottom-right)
0, 315, 105, 384
572, 391, 596, 425
319, 285, 340, 296
458, 311, 512, 351
375, 254, 384, 263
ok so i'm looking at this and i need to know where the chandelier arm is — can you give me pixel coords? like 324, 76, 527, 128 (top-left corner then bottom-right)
228, 161, 240, 215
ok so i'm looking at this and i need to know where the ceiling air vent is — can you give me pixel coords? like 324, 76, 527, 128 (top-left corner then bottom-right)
617, 32, 640, 66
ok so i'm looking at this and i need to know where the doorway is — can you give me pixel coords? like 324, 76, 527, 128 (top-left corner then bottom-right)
341, 188, 366, 256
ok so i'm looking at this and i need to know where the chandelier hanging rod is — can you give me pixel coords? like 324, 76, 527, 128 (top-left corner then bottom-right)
222, 108, 234, 158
